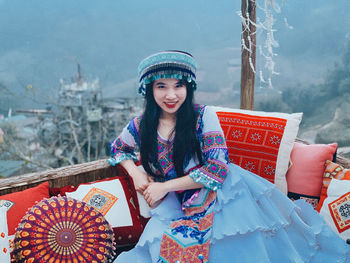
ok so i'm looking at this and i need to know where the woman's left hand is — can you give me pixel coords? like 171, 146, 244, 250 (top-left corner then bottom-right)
143, 182, 168, 207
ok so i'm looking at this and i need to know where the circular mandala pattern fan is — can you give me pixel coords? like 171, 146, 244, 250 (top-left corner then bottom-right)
13, 196, 115, 263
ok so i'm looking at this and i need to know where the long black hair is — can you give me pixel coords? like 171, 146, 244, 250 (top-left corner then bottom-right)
140, 80, 203, 179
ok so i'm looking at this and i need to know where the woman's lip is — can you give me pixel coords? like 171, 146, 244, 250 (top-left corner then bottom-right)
164, 102, 177, 108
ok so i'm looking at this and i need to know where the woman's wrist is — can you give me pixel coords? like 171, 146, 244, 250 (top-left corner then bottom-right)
163, 181, 172, 193
120, 160, 139, 178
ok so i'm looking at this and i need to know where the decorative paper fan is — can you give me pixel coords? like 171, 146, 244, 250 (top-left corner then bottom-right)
13, 196, 115, 263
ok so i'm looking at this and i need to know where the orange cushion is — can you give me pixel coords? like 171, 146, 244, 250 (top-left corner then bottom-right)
0, 182, 49, 235
286, 142, 337, 205
316, 160, 350, 212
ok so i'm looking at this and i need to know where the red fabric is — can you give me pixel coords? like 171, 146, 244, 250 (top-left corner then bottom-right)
49, 185, 77, 196
0, 182, 50, 235
216, 112, 287, 183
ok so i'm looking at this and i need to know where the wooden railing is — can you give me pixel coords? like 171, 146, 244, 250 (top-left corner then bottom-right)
0, 159, 119, 195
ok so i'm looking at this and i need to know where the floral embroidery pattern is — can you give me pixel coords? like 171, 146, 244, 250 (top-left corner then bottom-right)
158, 192, 216, 263
202, 132, 227, 154
157, 137, 175, 175
189, 159, 228, 190
108, 137, 137, 165
217, 111, 287, 184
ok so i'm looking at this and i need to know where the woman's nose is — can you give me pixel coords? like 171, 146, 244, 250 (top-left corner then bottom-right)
165, 88, 176, 99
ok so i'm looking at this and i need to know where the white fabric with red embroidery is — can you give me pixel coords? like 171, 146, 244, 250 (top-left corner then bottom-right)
66, 179, 133, 227
320, 178, 350, 240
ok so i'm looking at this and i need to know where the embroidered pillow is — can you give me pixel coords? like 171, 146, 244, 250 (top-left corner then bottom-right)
0, 182, 50, 235
318, 179, 350, 241
286, 142, 338, 209
66, 175, 146, 246
213, 106, 302, 194
316, 161, 350, 212
0, 207, 10, 262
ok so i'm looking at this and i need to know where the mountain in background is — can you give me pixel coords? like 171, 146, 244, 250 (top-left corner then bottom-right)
0, 0, 349, 115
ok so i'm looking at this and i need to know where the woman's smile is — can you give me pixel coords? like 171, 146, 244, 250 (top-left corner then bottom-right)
164, 102, 177, 108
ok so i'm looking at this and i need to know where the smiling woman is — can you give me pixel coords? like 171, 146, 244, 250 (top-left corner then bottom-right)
108, 50, 350, 263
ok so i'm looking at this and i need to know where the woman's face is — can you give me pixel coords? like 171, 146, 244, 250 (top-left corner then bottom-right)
152, 78, 187, 117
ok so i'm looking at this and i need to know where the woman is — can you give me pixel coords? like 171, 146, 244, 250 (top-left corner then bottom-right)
108, 50, 349, 263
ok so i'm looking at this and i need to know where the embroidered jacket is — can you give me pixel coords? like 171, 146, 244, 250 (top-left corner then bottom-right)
108, 105, 229, 205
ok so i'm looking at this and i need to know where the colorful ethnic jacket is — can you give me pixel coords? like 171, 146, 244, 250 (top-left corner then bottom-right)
108, 105, 229, 208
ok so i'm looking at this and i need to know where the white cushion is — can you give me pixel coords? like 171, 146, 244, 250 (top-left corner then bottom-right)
66, 179, 133, 227
319, 179, 350, 240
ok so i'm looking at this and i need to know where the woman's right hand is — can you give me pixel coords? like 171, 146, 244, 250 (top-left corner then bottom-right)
119, 160, 153, 194
129, 168, 152, 194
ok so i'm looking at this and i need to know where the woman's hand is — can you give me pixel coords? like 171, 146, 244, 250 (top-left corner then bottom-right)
129, 168, 152, 194
143, 182, 168, 207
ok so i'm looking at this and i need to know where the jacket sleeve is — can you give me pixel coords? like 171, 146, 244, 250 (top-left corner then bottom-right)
107, 116, 141, 166
188, 106, 229, 191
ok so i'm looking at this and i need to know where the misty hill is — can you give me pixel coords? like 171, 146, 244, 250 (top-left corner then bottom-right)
0, 0, 350, 118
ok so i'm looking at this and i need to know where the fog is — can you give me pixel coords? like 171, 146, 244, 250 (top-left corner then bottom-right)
0, 0, 349, 112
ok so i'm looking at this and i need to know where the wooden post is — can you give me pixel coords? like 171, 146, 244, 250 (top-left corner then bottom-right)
240, 0, 257, 110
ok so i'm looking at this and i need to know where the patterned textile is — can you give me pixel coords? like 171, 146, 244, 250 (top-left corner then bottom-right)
109, 137, 138, 165
137, 51, 197, 96
316, 160, 350, 212
328, 192, 350, 234
82, 187, 118, 216
158, 191, 216, 263
109, 105, 229, 261
319, 178, 350, 241
216, 111, 287, 184
158, 136, 175, 175
13, 196, 115, 263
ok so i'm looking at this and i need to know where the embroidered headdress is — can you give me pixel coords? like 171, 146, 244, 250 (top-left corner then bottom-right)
137, 50, 197, 96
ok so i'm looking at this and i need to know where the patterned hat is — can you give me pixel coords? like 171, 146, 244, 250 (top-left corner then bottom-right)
137, 50, 197, 96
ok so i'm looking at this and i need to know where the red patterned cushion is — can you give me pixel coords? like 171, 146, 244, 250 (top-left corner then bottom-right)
214, 107, 302, 194
13, 196, 115, 262
0, 182, 50, 236
66, 170, 147, 247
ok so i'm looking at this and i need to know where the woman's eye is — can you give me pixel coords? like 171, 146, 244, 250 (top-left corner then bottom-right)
176, 84, 185, 88
157, 85, 165, 89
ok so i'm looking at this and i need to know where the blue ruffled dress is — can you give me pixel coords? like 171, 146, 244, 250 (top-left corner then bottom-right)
108, 105, 350, 263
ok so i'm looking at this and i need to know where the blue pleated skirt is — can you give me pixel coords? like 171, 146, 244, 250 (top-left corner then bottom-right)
114, 164, 350, 263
